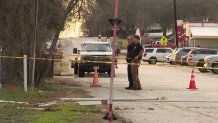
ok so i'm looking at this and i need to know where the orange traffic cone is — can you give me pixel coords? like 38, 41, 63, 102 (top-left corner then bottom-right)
187, 69, 198, 90
91, 67, 102, 87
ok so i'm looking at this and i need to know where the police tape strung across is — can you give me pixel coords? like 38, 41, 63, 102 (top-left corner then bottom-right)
0, 55, 218, 70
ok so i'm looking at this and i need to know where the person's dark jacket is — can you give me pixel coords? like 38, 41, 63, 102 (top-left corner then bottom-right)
126, 44, 134, 63
131, 42, 143, 60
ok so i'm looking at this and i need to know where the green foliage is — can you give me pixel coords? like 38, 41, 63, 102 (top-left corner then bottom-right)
118, 39, 128, 49
0, 103, 32, 123
31, 105, 100, 123
0, 103, 102, 123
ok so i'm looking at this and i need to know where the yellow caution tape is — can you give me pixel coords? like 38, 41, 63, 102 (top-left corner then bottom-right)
0, 55, 218, 70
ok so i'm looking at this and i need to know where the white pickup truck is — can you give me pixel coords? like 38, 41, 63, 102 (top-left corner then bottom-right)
72, 41, 112, 77
204, 55, 218, 74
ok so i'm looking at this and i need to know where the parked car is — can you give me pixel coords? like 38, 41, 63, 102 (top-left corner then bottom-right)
165, 54, 172, 63
204, 55, 218, 74
167, 48, 179, 65
187, 48, 218, 72
165, 49, 178, 65
151, 42, 176, 49
180, 55, 189, 66
173, 47, 197, 64
144, 43, 152, 48
111, 42, 121, 55
73, 41, 112, 77
143, 48, 173, 64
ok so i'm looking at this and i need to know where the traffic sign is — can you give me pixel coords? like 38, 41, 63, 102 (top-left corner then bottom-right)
160, 36, 168, 46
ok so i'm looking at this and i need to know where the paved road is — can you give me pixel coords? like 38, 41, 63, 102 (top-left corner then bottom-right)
62, 38, 218, 123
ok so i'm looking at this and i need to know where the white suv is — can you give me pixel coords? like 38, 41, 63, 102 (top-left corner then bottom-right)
187, 48, 218, 72
204, 55, 218, 74
143, 48, 173, 64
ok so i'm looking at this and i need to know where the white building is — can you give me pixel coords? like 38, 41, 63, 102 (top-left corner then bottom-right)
183, 22, 218, 49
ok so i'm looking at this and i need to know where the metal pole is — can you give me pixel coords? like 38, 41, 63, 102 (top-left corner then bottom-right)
173, 0, 179, 48
31, 0, 39, 90
24, 55, 28, 92
108, 0, 119, 121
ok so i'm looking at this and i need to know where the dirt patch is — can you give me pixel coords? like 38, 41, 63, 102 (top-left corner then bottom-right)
27, 78, 90, 104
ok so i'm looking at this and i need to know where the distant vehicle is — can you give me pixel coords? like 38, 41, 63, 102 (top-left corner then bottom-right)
204, 55, 218, 74
111, 42, 121, 55
46, 40, 61, 50
187, 48, 218, 72
173, 47, 198, 64
151, 41, 176, 49
180, 55, 189, 66
154, 41, 161, 44
144, 43, 152, 48
165, 54, 172, 63
143, 48, 173, 64
166, 49, 178, 65
72, 41, 112, 77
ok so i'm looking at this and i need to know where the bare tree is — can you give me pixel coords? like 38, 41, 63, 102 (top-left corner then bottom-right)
0, 0, 88, 87
82, 0, 218, 37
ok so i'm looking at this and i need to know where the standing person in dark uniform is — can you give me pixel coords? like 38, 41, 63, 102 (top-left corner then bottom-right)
125, 36, 134, 89
130, 35, 144, 90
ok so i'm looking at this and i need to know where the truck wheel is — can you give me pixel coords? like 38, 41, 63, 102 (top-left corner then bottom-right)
211, 64, 218, 74
78, 68, 84, 77
148, 57, 157, 64
107, 71, 111, 77
197, 62, 209, 73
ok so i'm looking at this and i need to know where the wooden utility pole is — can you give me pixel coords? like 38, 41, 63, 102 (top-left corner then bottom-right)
173, 0, 179, 48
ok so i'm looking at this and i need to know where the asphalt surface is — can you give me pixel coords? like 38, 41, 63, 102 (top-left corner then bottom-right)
61, 38, 218, 123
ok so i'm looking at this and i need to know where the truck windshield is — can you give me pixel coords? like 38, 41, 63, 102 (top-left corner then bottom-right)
82, 44, 111, 52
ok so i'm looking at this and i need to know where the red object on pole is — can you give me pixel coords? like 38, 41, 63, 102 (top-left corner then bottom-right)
9, 84, 14, 93
103, 0, 119, 121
